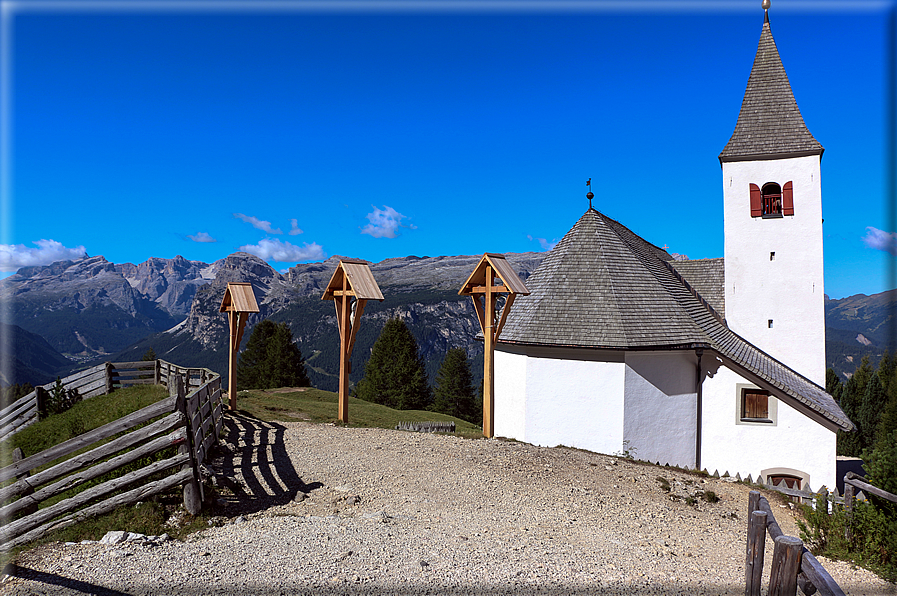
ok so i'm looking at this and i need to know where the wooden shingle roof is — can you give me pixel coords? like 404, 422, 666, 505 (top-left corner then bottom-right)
219, 282, 260, 313
719, 21, 823, 162
321, 259, 384, 301
498, 208, 852, 432
670, 258, 725, 319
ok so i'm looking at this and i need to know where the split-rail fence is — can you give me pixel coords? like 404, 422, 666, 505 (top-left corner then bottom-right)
0, 363, 224, 551
0, 360, 212, 443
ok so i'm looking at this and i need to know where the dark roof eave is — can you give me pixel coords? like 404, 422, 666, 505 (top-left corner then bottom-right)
718, 147, 824, 165
494, 338, 713, 352
711, 349, 854, 433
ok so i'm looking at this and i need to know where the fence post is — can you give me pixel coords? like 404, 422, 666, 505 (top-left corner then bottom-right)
745, 509, 767, 596
154, 359, 161, 385
12, 447, 38, 517
817, 487, 828, 515
104, 362, 113, 395
35, 387, 47, 420
174, 374, 203, 515
769, 535, 803, 596
844, 480, 854, 542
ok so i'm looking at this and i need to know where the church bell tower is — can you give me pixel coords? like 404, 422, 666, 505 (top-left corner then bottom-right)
720, 3, 826, 385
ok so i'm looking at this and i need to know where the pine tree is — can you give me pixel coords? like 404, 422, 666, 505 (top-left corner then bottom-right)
859, 372, 887, 453
838, 356, 873, 456
355, 318, 430, 410
430, 348, 479, 423
141, 347, 157, 361
237, 320, 310, 390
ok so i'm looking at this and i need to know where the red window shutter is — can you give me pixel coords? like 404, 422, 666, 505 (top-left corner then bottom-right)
750, 184, 762, 217
782, 181, 794, 216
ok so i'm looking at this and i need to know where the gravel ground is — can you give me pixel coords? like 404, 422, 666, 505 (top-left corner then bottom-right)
3, 416, 894, 595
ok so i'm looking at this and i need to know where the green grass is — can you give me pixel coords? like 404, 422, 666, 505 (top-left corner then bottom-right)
0, 384, 216, 569
234, 387, 484, 439
2, 384, 170, 465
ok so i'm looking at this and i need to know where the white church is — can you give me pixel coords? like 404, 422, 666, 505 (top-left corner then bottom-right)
492, 10, 853, 493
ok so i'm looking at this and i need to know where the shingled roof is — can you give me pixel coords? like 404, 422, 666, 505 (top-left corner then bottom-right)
719, 20, 823, 162
670, 258, 725, 319
498, 208, 852, 432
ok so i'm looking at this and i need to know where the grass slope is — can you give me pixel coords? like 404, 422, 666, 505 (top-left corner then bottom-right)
234, 386, 483, 439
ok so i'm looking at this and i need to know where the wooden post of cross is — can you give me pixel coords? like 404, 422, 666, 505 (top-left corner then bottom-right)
459, 254, 530, 438
321, 260, 384, 423
219, 282, 260, 411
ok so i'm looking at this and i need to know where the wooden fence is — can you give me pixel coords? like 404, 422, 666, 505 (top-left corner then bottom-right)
842, 471, 897, 541
0, 366, 224, 551
395, 421, 456, 433
745, 490, 845, 596
0, 360, 212, 443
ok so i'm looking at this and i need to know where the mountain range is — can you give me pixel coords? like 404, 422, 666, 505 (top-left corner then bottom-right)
1, 252, 892, 389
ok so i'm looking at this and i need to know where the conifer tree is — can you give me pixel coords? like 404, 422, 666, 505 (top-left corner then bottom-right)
355, 318, 430, 410
838, 356, 873, 456
237, 320, 310, 390
430, 348, 479, 423
859, 372, 887, 453
826, 367, 844, 403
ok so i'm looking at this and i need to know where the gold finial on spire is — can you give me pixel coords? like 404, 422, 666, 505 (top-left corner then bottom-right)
762, 0, 770, 22
586, 178, 594, 210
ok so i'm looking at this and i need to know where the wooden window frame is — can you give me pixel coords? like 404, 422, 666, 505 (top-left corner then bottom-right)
749, 181, 794, 218
736, 384, 776, 425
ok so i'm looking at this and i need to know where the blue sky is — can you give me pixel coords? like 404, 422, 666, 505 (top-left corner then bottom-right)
0, 0, 894, 300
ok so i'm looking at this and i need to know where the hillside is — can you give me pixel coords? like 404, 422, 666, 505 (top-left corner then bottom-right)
825, 290, 897, 379
0, 323, 73, 387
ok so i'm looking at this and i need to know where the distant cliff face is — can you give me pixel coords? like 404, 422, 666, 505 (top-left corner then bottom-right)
117, 255, 212, 317
113, 252, 547, 390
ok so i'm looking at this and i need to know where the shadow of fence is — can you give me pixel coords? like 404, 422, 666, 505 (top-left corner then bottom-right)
213, 414, 321, 515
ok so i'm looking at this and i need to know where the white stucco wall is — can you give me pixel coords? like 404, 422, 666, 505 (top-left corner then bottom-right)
722, 155, 826, 385
623, 352, 698, 469
701, 364, 837, 491
493, 345, 625, 456
494, 349, 527, 440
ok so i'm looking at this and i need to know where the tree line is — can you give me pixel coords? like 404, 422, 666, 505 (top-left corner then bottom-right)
827, 354, 897, 494
235, 317, 481, 424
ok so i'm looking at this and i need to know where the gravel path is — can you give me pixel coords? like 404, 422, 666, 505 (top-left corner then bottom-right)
3, 416, 893, 595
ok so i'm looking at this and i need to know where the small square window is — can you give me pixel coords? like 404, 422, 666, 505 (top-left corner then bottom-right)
770, 252, 775, 261
741, 388, 772, 422
768, 319, 773, 328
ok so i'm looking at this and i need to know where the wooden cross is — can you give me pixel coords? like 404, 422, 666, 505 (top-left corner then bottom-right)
321, 260, 384, 423
459, 254, 530, 438
219, 282, 260, 410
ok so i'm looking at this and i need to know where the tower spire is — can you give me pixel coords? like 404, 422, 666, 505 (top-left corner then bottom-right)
719, 7, 823, 162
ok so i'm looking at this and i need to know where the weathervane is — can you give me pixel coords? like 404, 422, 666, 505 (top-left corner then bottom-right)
586, 178, 594, 210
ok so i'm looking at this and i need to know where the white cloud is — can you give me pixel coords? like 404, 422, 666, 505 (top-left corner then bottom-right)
239, 238, 325, 262
234, 213, 283, 235
0, 239, 87, 272
289, 219, 303, 236
361, 205, 415, 239
527, 234, 558, 251
862, 226, 897, 256
188, 232, 217, 243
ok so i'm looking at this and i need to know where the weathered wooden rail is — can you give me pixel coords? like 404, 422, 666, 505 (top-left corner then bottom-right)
0, 367, 224, 551
0, 360, 211, 443
395, 421, 456, 433
842, 471, 897, 541
745, 490, 846, 596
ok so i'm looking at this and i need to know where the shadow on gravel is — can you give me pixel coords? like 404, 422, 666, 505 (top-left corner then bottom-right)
214, 414, 322, 516
6, 564, 130, 595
